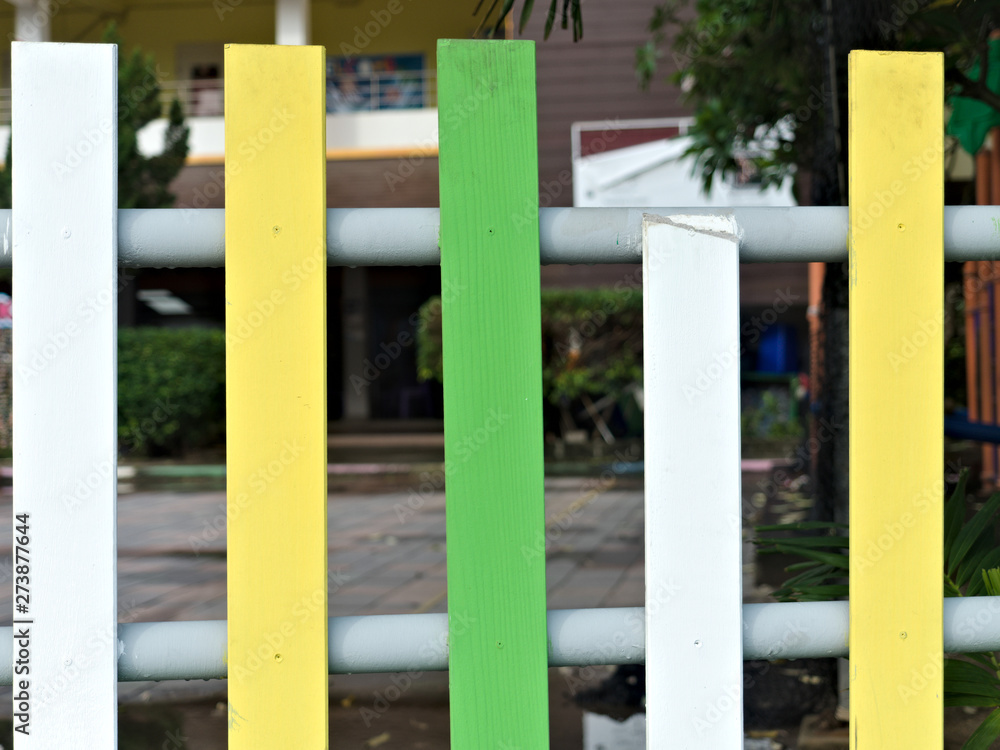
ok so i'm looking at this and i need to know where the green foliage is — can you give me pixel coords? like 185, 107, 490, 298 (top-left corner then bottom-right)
118, 327, 225, 457
637, 0, 824, 194
0, 25, 189, 210
414, 296, 442, 385
756, 469, 1000, 748
756, 469, 1000, 599
741, 390, 803, 441
947, 284, 969, 407
102, 22, 190, 209
901, 2, 1000, 133
754, 520, 849, 602
946, 563, 1000, 749
0, 137, 11, 211
540, 289, 642, 401
636, 1, 1000, 196
416, 288, 642, 402
479, 0, 583, 40
496, 0, 1000, 193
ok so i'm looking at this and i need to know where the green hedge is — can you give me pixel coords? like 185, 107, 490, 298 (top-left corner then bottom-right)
417, 288, 643, 403
118, 327, 225, 456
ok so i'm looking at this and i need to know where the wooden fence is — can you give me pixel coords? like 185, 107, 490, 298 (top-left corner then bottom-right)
5, 39, 964, 749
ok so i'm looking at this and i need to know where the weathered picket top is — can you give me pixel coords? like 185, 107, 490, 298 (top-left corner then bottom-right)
3, 40, 979, 749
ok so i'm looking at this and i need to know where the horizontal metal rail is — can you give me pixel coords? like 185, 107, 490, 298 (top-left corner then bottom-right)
0, 206, 996, 268
2, 598, 998, 684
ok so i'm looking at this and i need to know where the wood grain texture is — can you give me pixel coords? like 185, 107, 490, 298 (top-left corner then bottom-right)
225, 44, 328, 749
437, 39, 549, 749
12, 42, 118, 747
848, 50, 943, 748
642, 215, 743, 749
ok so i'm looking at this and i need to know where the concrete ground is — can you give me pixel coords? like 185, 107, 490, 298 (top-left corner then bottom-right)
111, 474, 645, 624
0, 473, 650, 743
0, 459, 984, 748
0, 458, 815, 747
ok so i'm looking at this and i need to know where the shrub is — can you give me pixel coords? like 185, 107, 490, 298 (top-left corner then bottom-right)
755, 470, 1000, 749
118, 327, 225, 456
416, 288, 643, 403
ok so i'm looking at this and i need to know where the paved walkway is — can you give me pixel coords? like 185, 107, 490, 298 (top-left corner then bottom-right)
0, 475, 652, 708
0, 467, 780, 713
0, 477, 644, 627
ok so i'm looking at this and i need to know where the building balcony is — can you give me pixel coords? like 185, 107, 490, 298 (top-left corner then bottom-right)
0, 68, 440, 164
159, 68, 437, 118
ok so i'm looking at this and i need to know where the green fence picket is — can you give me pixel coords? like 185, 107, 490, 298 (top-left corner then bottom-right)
438, 38, 550, 749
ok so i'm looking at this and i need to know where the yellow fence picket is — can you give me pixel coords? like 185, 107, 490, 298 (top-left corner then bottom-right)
849, 50, 944, 748
225, 43, 329, 748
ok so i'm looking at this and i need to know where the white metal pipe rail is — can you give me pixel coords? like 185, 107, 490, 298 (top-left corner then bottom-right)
5, 203, 994, 685
1, 598, 999, 684
0, 205, 998, 267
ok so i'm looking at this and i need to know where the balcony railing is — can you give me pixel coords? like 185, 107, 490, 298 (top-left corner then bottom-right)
160, 78, 224, 117
0, 68, 438, 124
162, 68, 438, 117
324, 68, 438, 113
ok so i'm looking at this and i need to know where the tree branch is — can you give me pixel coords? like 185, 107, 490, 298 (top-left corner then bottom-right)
948, 67, 1000, 113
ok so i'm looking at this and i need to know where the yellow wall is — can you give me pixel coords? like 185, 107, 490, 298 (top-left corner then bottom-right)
0, 0, 478, 83
316, 0, 479, 71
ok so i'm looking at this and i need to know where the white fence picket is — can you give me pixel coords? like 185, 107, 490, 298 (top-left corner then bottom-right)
643, 215, 743, 748
12, 42, 118, 747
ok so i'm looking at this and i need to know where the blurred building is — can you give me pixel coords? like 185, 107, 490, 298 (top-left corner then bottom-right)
0, 0, 813, 425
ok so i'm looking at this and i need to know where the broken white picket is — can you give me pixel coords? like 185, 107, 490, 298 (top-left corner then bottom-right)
642, 215, 743, 748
